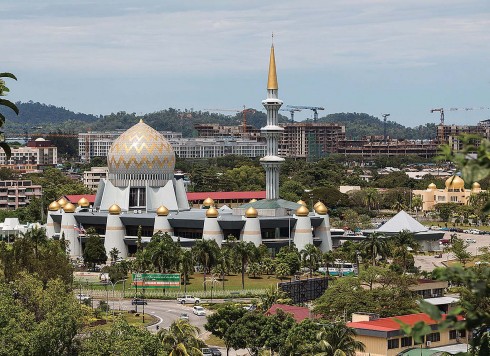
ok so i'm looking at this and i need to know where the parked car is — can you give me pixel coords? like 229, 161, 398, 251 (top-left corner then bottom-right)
470, 230, 481, 235
201, 348, 213, 356
131, 298, 147, 305
430, 226, 441, 230
76, 294, 91, 302
179, 313, 189, 321
177, 295, 201, 304
465, 238, 477, 244
243, 304, 256, 312
209, 347, 222, 356
193, 306, 206, 316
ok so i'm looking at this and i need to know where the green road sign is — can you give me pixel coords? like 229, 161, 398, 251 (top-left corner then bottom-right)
132, 273, 180, 289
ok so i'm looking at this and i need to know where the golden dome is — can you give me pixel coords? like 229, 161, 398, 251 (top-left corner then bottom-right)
445, 175, 465, 189
297, 200, 307, 206
109, 204, 121, 215
78, 197, 90, 207
428, 183, 437, 190
250, 198, 257, 203
314, 203, 328, 215
203, 197, 214, 207
245, 207, 258, 218
63, 202, 76, 213
156, 205, 169, 216
107, 120, 175, 187
206, 206, 219, 218
57, 197, 68, 207
313, 201, 323, 209
48, 201, 61, 211
296, 205, 309, 217
472, 182, 481, 190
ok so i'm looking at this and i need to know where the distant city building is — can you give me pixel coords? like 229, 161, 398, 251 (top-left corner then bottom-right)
413, 175, 486, 211
338, 137, 438, 158
437, 120, 490, 150
0, 180, 42, 210
0, 138, 58, 172
194, 124, 262, 140
78, 131, 183, 162
83, 167, 109, 191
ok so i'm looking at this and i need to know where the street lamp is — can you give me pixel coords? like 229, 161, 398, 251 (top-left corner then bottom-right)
108, 279, 127, 320
142, 278, 145, 324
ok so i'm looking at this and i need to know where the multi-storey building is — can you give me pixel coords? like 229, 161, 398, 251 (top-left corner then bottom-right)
172, 138, 266, 159
278, 122, 346, 159
0, 180, 42, 210
338, 137, 438, 158
78, 131, 182, 162
194, 124, 262, 140
83, 167, 109, 191
437, 120, 490, 150
0, 138, 58, 172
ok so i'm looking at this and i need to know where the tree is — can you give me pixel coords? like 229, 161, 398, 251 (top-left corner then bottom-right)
301, 243, 321, 277
225, 312, 267, 356
179, 249, 194, 293
79, 317, 161, 355
282, 318, 322, 355
21, 226, 47, 259
136, 225, 142, 252
275, 263, 290, 280
248, 262, 262, 278
275, 245, 301, 276
192, 239, 219, 291
158, 319, 204, 356
0, 72, 19, 158
360, 232, 388, 266
83, 229, 107, 268
450, 235, 472, 267
148, 232, 181, 273
205, 305, 246, 356
314, 323, 365, 356
233, 241, 258, 289
389, 230, 419, 274
109, 247, 120, 264
261, 308, 296, 356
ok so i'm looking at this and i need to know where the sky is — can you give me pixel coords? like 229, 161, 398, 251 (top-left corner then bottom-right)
1, 0, 490, 126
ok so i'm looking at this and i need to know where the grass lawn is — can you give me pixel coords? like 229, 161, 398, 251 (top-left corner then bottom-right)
204, 334, 225, 348
85, 310, 158, 331
422, 221, 490, 232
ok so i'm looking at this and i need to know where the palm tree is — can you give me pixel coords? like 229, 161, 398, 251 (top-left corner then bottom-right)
359, 232, 388, 266
301, 244, 321, 277
179, 250, 194, 294
22, 226, 47, 259
390, 230, 419, 273
192, 239, 219, 291
0, 72, 19, 158
233, 241, 258, 289
314, 323, 365, 356
322, 251, 335, 276
158, 319, 204, 356
109, 247, 120, 264
364, 188, 379, 211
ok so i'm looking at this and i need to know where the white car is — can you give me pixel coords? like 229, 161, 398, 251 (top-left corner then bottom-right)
193, 306, 206, 316
76, 294, 91, 302
465, 238, 477, 244
470, 230, 481, 235
177, 295, 201, 304
430, 226, 441, 230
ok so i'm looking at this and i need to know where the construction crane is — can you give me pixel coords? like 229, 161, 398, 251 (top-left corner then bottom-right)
381, 113, 390, 142
204, 106, 255, 133
431, 108, 445, 125
286, 105, 325, 122
279, 108, 301, 123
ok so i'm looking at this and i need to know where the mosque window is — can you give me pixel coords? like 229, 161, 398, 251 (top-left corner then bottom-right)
129, 187, 146, 207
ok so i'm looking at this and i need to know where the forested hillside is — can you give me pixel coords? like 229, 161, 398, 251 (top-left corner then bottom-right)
1, 101, 437, 140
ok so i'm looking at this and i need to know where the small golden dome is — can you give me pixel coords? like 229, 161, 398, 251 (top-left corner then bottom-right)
57, 197, 68, 207
206, 206, 219, 218
296, 205, 309, 217
245, 207, 258, 218
48, 201, 61, 211
445, 175, 465, 189
156, 205, 169, 216
250, 199, 257, 203
428, 183, 437, 190
313, 201, 323, 209
63, 202, 76, 213
203, 197, 214, 207
315, 203, 328, 215
78, 197, 90, 207
109, 204, 121, 215
297, 200, 307, 206
472, 182, 481, 190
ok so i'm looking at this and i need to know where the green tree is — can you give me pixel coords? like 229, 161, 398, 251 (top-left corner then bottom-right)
450, 235, 472, 267
109, 247, 120, 264
21, 226, 47, 259
275, 245, 301, 276
234, 241, 258, 289
248, 261, 262, 278
360, 232, 388, 266
314, 323, 365, 356
282, 318, 322, 356
262, 308, 296, 356
205, 305, 247, 355
158, 319, 204, 356
148, 232, 181, 273
389, 230, 419, 273
0, 72, 19, 158
225, 312, 267, 356
79, 317, 161, 355
179, 249, 194, 293
83, 229, 107, 269
192, 239, 220, 291
301, 243, 322, 277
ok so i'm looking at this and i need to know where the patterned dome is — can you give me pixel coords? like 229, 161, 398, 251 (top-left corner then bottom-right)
107, 120, 175, 187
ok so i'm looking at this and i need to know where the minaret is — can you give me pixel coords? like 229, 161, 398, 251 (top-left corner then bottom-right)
260, 42, 284, 200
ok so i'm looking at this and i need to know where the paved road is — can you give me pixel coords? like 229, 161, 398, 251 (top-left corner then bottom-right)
415, 231, 490, 272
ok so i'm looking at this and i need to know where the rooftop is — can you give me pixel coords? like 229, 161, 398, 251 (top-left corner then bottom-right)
347, 313, 463, 332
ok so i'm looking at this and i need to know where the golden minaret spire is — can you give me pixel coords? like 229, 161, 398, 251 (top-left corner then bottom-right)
267, 33, 278, 90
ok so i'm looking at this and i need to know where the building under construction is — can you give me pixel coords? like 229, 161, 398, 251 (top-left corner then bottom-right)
436, 120, 490, 150
337, 137, 438, 158
194, 124, 262, 140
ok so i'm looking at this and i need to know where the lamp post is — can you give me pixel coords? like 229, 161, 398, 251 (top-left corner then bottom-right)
142, 277, 145, 324
108, 279, 126, 320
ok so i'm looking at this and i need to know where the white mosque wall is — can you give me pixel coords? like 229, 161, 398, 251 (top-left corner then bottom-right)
153, 215, 173, 235
240, 217, 262, 246
202, 218, 223, 246
60, 212, 82, 257
174, 179, 190, 210
99, 180, 130, 212
292, 215, 313, 251
147, 181, 179, 211
104, 214, 128, 259
315, 214, 333, 252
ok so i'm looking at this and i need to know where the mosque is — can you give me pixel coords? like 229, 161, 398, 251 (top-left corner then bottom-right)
413, 176, 486, 212
46, 44, 333, 258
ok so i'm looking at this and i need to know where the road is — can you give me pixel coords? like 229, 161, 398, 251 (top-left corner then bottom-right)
415, 231, 490, 272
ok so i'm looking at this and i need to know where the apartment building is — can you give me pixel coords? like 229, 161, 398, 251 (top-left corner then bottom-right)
172, 138, 266, 159
194, 124, 262, 140
83, 167, 109, 191
0, 138, 58, 172
0, 180, 42, 210
437, 120, 490, 150
338, 137, 438, 158
278, 122, 346, 159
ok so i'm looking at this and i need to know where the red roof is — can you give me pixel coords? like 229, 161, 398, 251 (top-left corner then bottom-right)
266, 304, 316, 323
347, 313, 464, 332
186, 191, 266, 201
64, 194, 96, 204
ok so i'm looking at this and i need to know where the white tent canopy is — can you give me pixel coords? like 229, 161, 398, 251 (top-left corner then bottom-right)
377, 210, 428, 233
